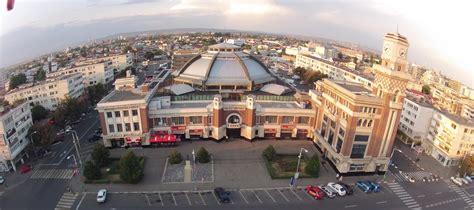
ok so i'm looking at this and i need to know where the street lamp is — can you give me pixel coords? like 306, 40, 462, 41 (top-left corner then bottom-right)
67, 155, 77, 168
29, 131, 39, 161
66, 129, 83, 168
294, 148, 309, 187
384, 147, 403, 180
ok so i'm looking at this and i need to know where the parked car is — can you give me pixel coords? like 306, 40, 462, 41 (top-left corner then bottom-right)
320, 185, 336, 198
356, 181, 372, 193
327, 182, 346, 196
95, 127, 102, 134
214, 187, 231, 203
97, 189, 107, 203
465, 176, 473, 183
305, 185, 325, 200
65, 125, 72, 131
0, 176, 4, 184
20, 164, 33, 174
451, 177, 463, 187
337, 182, 353, 195
88, 134, 101, 143
458, 177, 470, 185
366, 181, 381, 193
56, 129, 66, 136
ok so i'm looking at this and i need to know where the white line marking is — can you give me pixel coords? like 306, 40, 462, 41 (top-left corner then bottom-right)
278, 189, 289, 202
290, 188, 302, 200
376, 201, 387, 204
184, 193, 192, 206
198, 192, 206, 206
265, 189, 276, 202
417, 195, 425, 198
145, 194, 151, 206
345, 204, 357, 208
435, 192, 442, 195
239, 191, 249, 204
75, 193, 86, 210
158, 193, 164, 206
171, 193, 177, 206
252, 190, 262, 203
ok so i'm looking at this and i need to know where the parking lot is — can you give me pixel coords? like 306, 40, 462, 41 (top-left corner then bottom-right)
77, 184, 397, 209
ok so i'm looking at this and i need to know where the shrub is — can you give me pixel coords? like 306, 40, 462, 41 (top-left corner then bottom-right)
304, 154, 321, 177
83, 161, 101, 181
119, 151, 144, 184
262, 145, 277, 161
91, 144, 110, 167
169, 149, 183, 164
196, 147, 211, 163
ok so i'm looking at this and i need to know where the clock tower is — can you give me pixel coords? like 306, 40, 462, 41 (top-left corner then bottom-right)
372, 33, 412, 161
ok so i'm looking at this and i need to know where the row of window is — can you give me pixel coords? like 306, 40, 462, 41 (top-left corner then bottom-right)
108, 122, 140, 133
106, 110, 139, 118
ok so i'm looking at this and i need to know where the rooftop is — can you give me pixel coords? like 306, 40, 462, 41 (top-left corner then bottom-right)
100, 89, 147, 103
438, 109, 474, 127
335, 81, 372, 94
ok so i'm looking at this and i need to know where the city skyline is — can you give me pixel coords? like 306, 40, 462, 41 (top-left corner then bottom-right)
1, 0, 473, 87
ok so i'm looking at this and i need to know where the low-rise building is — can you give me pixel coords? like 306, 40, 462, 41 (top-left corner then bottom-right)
171, 49, 200, 71
424, 110, 474, 167
47, 62, 114, 87
4, 73, 84, 110
0, 101, 33, 172
398, 94, 434, 144
76, 53, 133, 73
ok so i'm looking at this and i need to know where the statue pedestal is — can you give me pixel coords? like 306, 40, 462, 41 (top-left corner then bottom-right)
184, 160, 192, 183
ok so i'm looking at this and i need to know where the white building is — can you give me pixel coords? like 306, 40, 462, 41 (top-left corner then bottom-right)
4, 73, 84, 110
226, 39, 245, 46
48, 62, 114, 87
424, 110, 474, 166
398, 95, 435, 144
0, 101, 33, 172
76, 53, 133, 73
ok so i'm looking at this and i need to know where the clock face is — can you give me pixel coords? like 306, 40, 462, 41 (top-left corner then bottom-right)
384, 44, 391, 53
399, 49, 406, 58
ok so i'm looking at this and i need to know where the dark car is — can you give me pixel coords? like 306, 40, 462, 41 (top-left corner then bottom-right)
88, 134, 101, 142
214, 187, 231, 203
95, 127, 102, 134
337, 182, 353, 195
366, 180, 381, 193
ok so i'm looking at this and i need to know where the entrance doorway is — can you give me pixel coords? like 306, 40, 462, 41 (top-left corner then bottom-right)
226, 128, 241, 138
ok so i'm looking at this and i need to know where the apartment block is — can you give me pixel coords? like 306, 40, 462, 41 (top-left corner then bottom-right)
48, 62, 114, 87
398, 94, 435, 144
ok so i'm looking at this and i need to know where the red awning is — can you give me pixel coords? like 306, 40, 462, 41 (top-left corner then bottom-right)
126, 137, 142, 143
150, 134, 180, 143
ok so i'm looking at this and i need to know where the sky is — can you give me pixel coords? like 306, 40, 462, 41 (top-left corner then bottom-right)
0, 0, 473, 87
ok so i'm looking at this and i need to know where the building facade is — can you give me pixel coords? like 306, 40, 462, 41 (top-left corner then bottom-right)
171, 49, 200, 71
398, 95, 435, 144
0, 101, 33, 172
424, 110, 474, 166
48, 62, 114, 87
4, 73, 84, 110
76, 53, 133, 72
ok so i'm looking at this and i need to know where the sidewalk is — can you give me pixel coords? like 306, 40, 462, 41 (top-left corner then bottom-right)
69, 140, 385, 193
394, 140, 458, 179
0, 151, 40, 191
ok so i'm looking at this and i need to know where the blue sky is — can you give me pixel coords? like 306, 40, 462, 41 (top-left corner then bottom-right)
0, 0, 473, 87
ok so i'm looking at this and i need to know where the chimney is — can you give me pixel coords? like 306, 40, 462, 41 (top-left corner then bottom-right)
141, 84, 149, 93
126, 70, 132, 78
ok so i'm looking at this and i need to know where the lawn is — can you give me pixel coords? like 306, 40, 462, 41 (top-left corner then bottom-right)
264, 154, 316, 179
84, 157, 145, 184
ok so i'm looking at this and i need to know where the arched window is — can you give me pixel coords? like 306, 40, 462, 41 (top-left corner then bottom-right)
358, 119, 363, 126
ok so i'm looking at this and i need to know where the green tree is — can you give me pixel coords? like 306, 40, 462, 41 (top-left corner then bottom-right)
53, 96, 88, 126
196, 147, 211, 163
87, 84, 106, 104
304, 154, 321, 177
83, 161, 101, 180
28, 122, 54, 147
119, 151, 143, 183
168, 149, 183, 164
35, 69, 46, 81
144, 51, 154, 60
262, 145, 277, 161
91, 144, 110, 167
422, 85, 431, 95
9, 73, 27, 89
460, 155, 474, 177
122, 45, 133, 54
31, 105, 48, 122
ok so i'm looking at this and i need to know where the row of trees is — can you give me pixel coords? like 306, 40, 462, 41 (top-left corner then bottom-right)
169, 147, 211, 164
292, 67, 328, 87
9, 73, 27, 89
262, 145, 320, 177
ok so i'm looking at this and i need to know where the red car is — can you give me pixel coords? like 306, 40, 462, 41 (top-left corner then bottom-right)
20, 164, 33, 174
306, 185, 325, 200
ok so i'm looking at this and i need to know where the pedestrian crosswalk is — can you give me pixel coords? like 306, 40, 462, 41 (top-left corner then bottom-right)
386, 182, 421, 209
55, 192, 78, 210
392, 171, 432, 183
444, 179, 474, 209
31, 169, 75, 179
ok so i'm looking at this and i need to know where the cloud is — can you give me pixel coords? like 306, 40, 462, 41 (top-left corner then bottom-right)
170, 0, 288, 15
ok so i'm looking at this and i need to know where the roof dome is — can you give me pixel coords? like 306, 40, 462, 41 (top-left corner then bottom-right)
174, 43, 275, 90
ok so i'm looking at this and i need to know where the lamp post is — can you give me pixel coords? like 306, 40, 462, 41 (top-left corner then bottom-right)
294, 148, 309, 188
67, 154, 77, 168
66, 129, 83, 168
29, 131, 39, 161
384, 147, 403, 181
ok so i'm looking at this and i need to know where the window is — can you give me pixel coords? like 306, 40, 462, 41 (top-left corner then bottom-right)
133, 122, 140, 131
336, 137, 343, 153
354, 135, 369, 142
338, 128, 345, 137
282, 116, 293, 124
189, 116, 203, 124
106, 112, 113, 118
132, 109, 138, 116
350, 144, 367, 159
171, 117, 185, 125
115, 111, 121, 117
330, 120, 336, 129
297, 117, 309, 124
125, 123, 131, 131
123, 110, 129, 117
265, 116, 277, 124
321, 122, 327, 137
328, 130, 335, 145
116, 124, 123, 132
108, 124, 115, 133
349, 163, 365, 171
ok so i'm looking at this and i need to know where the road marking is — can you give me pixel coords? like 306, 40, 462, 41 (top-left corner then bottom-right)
239, 191, 249, 204
290, 188, 302, 200
158, 193, 164, 206
212, 191, 221, 205
278, 189, 289, 202
252, 190, 262, 203
265, 189, 276, 202
75, 193, 86, 210
376, 201, 387, 204
184, 192, 191, 206
198, 192, 206, 206
417, 195, 425, 198
345, 204, 357, 208
435, 192, 442, 195
171, 193, 177, 206
145, 194, 151, 206
228, 195, 235, 204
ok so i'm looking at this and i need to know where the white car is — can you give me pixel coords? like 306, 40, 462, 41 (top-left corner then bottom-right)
0, 176, 4, 184
451, 177, 463, 187
465, 176, 473, 183
97, 189, 107, 203
320, 186, 336, 198
458, 177, 470, 185
327, 182, 346, 196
